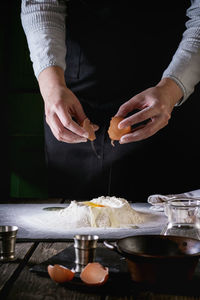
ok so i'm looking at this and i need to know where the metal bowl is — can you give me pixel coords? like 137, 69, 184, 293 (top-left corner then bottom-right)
104, 235, 200, 285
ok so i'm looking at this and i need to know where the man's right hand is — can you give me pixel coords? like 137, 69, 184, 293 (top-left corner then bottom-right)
38, 66, 90, 143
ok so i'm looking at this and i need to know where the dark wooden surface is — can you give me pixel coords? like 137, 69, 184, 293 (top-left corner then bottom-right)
0, 241, 200, 300
1, 199, 200, 299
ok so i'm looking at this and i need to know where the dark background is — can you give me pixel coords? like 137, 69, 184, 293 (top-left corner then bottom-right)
2, 1, 47, 200
2, 1, 200, 201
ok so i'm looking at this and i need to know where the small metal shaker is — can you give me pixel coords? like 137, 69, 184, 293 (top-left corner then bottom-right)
73, 234, 99, 272
0, 226, 18, 261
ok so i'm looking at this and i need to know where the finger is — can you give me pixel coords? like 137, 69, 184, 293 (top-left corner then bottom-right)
51, 126, 87, 143
115, 96, 143, 117
119, 124, 146, 144
118, 107, 154, 129
120, 117, 165, 143
47, 114, 87, 143
56, 107, 89, 139
73, 101, 88, 125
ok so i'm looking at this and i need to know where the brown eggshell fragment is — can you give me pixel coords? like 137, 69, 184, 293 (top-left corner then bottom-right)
80, 262, 109, 286
81, 118, 96, 141
47, 264, 75, 283
108, 116, 131, 142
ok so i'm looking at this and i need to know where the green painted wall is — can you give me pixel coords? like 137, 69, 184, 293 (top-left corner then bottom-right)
7, 2, 47, 198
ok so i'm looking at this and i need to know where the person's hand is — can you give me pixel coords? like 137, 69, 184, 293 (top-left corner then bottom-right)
115, 78, 183, 143
38, 66, 96, 143
43, 85, 89, 143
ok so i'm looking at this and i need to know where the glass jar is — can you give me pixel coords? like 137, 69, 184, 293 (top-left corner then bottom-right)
161, 199, 200, 240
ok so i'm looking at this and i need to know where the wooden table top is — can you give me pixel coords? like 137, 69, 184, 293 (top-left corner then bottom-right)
1, 199, 200, 300
0, 241, 200, 300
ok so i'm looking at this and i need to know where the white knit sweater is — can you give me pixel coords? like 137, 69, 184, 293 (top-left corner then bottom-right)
21, 0, 200, 104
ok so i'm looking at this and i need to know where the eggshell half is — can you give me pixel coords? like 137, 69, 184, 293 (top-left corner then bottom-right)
80, 262, 109, 286
47, 264, 75, 283
81, 118, 96, 141
108, 116, 131, 142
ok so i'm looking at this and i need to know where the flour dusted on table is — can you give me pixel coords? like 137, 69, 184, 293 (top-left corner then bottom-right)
59, 196, 145, 228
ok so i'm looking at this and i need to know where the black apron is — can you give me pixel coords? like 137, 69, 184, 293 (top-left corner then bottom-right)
44, 0, 190, 201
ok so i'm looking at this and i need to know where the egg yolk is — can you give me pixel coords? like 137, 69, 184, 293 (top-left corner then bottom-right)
83, 202, 105, 208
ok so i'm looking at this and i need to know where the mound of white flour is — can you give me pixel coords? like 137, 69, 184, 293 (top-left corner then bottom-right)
59, 196, 145, 228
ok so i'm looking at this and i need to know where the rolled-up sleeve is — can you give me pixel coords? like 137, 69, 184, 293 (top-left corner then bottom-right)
21, 0, 67, 79
162, 0, 200, 104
